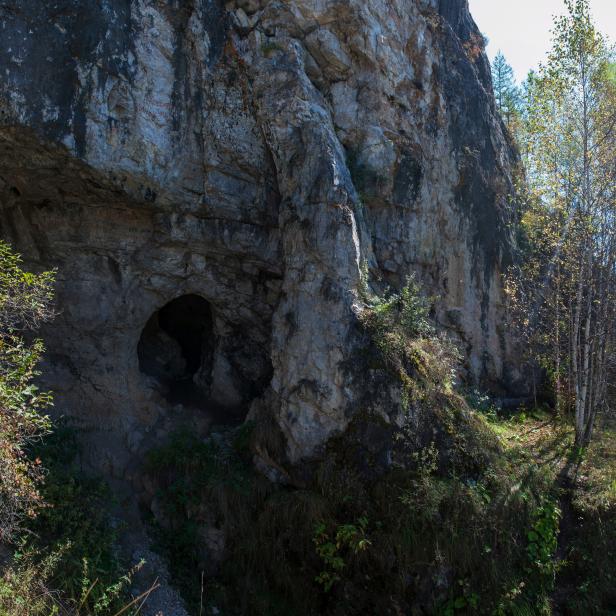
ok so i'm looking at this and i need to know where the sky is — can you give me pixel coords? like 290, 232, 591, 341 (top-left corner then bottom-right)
468, 0, 616, 83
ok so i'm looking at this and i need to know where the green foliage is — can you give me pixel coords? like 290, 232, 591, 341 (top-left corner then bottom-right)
143, 411, 562, 615
0, 242, 55, 542
0, 548, 141, 616
313, 517, 371, 592
491, 51, 521, 126
145, 428, 253, 508
143, 429, 259, 610
442, 580, 479, 615
364, 274, 433, 339
0, 546, 65, 615
0, 423, 140, 615
15, 424, 137, 614
525, 500, 561, 585
0, 241, 55, 333
360, 275, 461, 409
0, 337, 52, 536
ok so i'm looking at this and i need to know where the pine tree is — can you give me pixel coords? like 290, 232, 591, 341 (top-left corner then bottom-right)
491, 51, 521, 126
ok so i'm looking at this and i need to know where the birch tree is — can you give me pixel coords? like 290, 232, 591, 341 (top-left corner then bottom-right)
509, 0, 616, 447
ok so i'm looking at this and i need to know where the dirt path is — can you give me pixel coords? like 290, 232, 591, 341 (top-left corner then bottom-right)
551, 462, 579, 615
500, 417, 580, 614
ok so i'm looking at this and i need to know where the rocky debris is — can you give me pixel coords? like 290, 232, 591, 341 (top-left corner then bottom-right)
0, 0, 520, 467
120, 518, 190, 616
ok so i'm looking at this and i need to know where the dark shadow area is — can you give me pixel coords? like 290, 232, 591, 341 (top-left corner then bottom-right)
138, 294, 215, 407
138, 294, 213, 383
138, 294, 271, 428
158, 294, 211, 376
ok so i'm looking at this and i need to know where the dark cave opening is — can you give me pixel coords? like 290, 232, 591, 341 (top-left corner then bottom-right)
138, 294, 214, 405
138, 294, 272, 426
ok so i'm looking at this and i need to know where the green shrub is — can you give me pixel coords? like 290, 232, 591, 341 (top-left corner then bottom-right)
11, 423, 139, 615
0, 241, 55, 542
360, 274, 461, 411
525, 499, 561, 586
142, 423, 559, 615
313, 516, 371, 592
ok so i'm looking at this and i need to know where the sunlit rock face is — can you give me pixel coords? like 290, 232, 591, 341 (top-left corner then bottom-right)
0, 0, 520, 466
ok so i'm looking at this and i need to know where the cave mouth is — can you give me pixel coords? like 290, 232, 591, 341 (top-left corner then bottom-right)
138, 294, 214, 405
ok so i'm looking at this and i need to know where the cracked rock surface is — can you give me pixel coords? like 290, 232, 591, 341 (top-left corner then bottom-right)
0, 0, 520, 467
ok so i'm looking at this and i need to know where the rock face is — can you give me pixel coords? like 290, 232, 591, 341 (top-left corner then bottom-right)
0, 0, 519, 467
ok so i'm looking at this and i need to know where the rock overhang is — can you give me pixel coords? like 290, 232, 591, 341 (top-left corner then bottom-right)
0, 0, 521, 468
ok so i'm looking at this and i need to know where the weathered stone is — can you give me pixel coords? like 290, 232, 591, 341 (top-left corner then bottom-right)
0, 0, 520, 469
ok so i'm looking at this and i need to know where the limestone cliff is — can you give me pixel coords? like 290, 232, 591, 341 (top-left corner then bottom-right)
0, 0, 519, 468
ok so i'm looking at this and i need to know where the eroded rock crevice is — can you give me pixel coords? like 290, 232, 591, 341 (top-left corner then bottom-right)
138, 294, 215, 402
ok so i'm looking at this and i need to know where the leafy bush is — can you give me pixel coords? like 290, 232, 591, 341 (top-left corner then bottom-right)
313, 517, 371, 592
525, 499, 561, 585
21, 424, 135, 614
360, 274, 461, 410
144, 422, 559, 615
0, 546, 68, 615
143, 428, 260, 610
0, 421, 143, 615
0, 243, 140, 615
0, 242, 55, 333
0, 241, 54, 542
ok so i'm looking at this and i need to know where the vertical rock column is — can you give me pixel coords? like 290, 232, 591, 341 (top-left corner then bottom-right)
245, 39, 369, 461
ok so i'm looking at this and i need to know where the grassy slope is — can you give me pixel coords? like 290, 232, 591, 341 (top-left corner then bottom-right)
1, 406, 614, 615
485, 410, 616, 615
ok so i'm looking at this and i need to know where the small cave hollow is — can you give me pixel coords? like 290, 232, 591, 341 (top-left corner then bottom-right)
138, 294, 214, 408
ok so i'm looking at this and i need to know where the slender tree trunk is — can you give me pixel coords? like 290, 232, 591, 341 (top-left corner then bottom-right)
555, 264, 561, 413
572, 260, 585, 443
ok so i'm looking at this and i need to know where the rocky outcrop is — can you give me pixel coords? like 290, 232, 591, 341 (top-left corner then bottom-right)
0, 0, 520, 467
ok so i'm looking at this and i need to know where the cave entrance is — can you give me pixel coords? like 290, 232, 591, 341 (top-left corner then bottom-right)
138, 294, 214, 406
